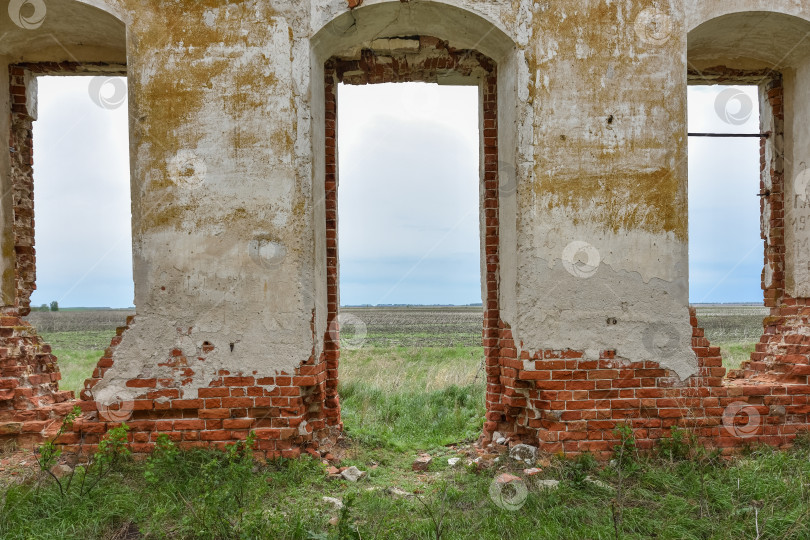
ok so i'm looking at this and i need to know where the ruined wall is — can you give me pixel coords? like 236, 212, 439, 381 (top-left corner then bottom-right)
0, 0, 128, 442
0, 0, 809, 458
786, 57, 810, 298
0, 59, 13, 307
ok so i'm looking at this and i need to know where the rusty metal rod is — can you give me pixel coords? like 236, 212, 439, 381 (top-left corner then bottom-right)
688, 132, 769, 138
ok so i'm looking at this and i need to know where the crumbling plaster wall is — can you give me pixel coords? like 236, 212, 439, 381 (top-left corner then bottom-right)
785, 57, 810, 298
0, 61, 12, 307
38, 0, 810, 397
3, 0, 810, 453
512, 0, 694, 379
83, 1, 320, 402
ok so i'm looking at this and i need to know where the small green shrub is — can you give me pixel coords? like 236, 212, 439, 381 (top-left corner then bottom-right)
612, 424, 638, 473
657, 426, 695, 462
563, 452, 598, 485
36, 408, 131, 499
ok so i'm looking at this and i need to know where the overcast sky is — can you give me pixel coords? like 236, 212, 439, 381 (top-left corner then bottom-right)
28, 78, 762, 308
30, 76, 132, 309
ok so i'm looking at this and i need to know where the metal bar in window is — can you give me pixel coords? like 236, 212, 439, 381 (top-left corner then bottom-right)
688, 132, 770, 138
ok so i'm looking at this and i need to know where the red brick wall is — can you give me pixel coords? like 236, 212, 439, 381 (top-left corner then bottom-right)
0, 313, 74, 446
9, 65, 37, 317
65, 312, 339, 459
0, 63, 124, 445
489, 310, 809, 457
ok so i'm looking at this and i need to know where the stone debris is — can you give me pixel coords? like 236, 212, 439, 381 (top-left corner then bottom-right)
493, 472, 522, 485
533, 479, 560, 490
322, 496, 343, 509
340, 466, 364, 482
509, 444, 538, 465
386, 487, 412, 498
584, 476, 613, 490
523, 468, 543, 476
412, 454, 432, 471
447, 457, 461, 467
468, 455, 497, 471
50, 464, 73, 479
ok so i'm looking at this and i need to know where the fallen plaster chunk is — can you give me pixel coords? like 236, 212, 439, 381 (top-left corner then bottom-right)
341, 466, 364, 482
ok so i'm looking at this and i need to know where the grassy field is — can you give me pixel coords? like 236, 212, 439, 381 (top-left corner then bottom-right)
2, 306, 799, 539
340, 346, 485, 450
2, 431, 810, 539
28, 306, 766, 395
693, 305, 766, 370
341, 306, 483, 348
38, 330, 122, 395
27, 310, 135, 395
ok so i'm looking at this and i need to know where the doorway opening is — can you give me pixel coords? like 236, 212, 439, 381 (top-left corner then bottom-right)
322, 40, 501, 450
336, 82, 484, 448
687, 83, 769, 370
25, 74, 133, 395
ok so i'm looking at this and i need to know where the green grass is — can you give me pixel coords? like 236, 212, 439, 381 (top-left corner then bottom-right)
8, 321, 802, 538
339, 346, 485, 451
38, 330, 114, 396
51, 349, 104, 395
340, 346, 483, 393
359, 331, 482, 347
39, 330, 116, 351
713, 341, 758, 371
2, 433, 810, 538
